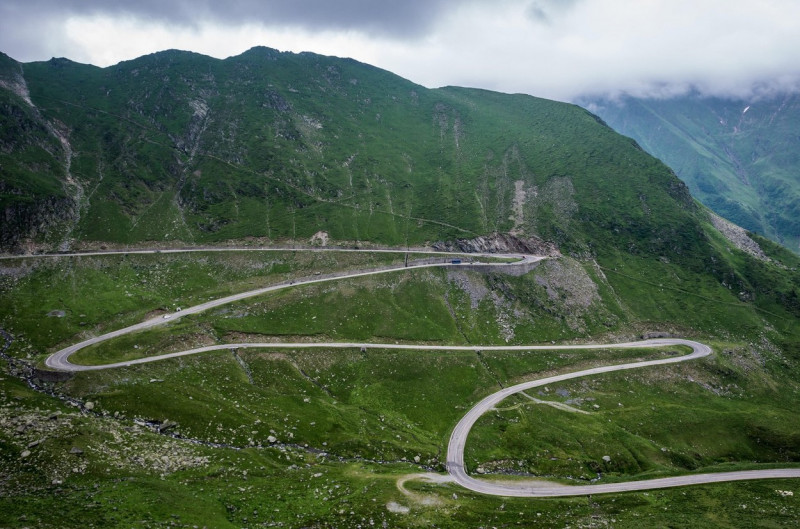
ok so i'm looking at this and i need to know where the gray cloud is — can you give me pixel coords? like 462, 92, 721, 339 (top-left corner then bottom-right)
3, 0, 800, 102
1, 0, 465, 66
526, 0, 582, 24
3, 0, 461, 40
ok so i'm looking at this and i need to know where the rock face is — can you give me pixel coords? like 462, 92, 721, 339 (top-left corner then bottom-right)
433, 232, 560, 256
709, 211, 769, 262
1, 192, 76, 253
1, 53, 78, 253
642, 331, 676, 340
32, 368, 74, 383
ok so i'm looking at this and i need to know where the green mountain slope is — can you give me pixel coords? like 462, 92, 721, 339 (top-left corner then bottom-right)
0, 53, 75, 250
3, 46, 799, 357
3, 47, 696, 261
583, 93, 800, 253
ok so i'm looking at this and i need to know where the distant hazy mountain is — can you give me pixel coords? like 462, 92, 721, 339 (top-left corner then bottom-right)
583, 93, 800, 253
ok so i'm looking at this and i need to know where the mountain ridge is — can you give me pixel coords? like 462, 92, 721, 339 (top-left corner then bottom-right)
583, 92, 800, 253
2, 46, 698, 261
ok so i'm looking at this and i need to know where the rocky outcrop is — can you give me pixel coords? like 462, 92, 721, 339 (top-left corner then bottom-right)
1, 56, 78, 253
0, 53, 33, 107
708, 211, 769, 262
32, 368, 74, 383
1, 194, 76, 253
641, 331, 677, 340
433, 232, 560, 256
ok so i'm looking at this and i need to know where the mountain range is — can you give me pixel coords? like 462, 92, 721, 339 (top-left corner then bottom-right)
4, 46, 800, 350
584, 93, 800, 253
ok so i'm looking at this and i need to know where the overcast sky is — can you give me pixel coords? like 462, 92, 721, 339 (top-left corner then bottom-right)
2, 0, 800, 102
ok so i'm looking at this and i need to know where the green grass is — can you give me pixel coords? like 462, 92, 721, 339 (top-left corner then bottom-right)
0, 250, 418, 357
3, 46, 800, 527
58, 345, 703, 465
4, 337, 800, 527
1, 247, 799, 526
65, 261, 629, 366
210, 271, 461, 342
4, 46, 725, 263
61, 346, 495, 461
467, 342, 800, 483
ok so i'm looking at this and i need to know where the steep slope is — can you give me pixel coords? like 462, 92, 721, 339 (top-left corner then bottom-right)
3, 47, 696, 262
583, 93, 800, 253
2, 47, 798, 350
0, 52, 77, 250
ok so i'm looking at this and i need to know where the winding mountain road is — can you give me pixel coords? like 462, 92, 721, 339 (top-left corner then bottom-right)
447, 338, 800, 496
39, 248, 800, 496
45, 250, 539, 371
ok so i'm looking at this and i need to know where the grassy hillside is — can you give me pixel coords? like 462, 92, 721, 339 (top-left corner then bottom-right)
0, 53, 75, 250
4, 47, 699, 262
584, 93, 800, 253
3, 360, 797, 529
